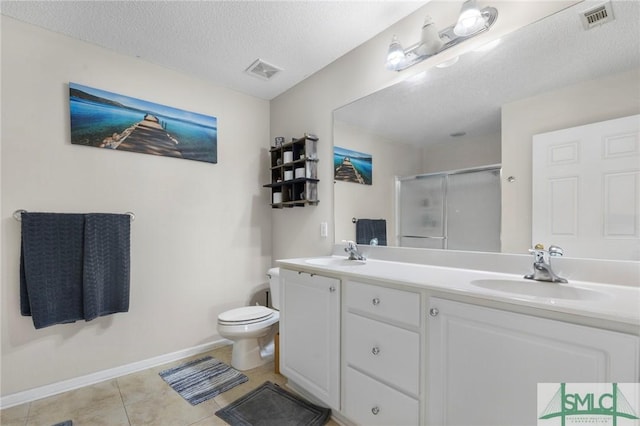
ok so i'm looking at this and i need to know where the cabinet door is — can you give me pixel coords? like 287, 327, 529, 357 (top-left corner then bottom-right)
280, 269, 340, 410
427, 297, 639, 426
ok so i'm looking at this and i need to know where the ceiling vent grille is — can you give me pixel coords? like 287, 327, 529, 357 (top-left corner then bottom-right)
580, 1, 615, 30
245, 59, 282, 81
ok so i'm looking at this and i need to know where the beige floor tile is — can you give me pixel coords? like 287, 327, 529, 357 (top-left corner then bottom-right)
206, 345, 233, 365
125, 384, 220, 426
189, 414, 230, 426
117, 367, 171, 406
0, 419, 28, 426
150, 345, 233, 377
27, 380, 123, 425
0, 402, 30, 425
10, 344, 340, 426
26, 404, 130, 426
213, 372, 295, 409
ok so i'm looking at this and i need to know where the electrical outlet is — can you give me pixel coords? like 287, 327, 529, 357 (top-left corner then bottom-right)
320, 222, 328, 238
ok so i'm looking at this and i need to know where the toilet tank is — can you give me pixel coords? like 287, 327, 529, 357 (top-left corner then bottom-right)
267, 267, 281, 310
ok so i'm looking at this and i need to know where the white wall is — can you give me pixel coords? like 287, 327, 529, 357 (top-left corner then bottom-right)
501, 68, 640, 254
270, 1, 577, 260
421, 132, 501, 174
1, 17, 271, 396
333, 121, 423, 244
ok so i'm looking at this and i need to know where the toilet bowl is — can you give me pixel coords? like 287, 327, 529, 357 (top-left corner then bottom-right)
217, 268, 280, 371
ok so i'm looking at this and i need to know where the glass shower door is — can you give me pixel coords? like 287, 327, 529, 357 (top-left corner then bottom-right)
398, 175, 446, 249
446, 169, 501, 252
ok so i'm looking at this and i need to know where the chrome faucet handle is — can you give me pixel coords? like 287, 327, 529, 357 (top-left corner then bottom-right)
528, 243, 547, 263
342, 240, 357, 250
548, 245, 564, 257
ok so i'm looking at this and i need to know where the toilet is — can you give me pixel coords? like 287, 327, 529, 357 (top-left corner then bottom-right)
217, 268, 280, 371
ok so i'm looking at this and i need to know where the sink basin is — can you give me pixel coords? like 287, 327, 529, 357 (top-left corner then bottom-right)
470, 279, 607, 300
305, 257, 366, 267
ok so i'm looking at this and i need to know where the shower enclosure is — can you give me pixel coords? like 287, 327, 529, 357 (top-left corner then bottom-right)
396, 166, 501, 252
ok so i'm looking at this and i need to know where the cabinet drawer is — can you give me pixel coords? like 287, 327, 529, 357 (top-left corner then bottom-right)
345, 313, 420, 395
346, 280, 420, 327
344, 366, 419, 426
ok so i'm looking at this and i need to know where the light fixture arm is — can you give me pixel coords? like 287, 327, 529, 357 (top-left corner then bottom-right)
387, 6, 498, 72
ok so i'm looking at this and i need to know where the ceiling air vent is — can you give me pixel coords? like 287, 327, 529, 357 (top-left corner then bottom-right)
245, 59, 282, 81
580, 1, 615, 30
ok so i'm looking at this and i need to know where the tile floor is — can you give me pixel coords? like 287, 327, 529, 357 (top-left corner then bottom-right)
1, 345, 341, 426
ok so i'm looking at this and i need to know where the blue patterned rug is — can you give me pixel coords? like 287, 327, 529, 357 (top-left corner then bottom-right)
159, 356, 248, 405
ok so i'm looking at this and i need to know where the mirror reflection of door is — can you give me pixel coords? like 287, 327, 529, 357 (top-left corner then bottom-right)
532, 114, 640, 261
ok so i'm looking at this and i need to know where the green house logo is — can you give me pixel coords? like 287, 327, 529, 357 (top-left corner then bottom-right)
539, 383, 639, 425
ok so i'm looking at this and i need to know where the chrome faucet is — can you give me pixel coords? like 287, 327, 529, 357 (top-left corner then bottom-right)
524, 244, 567, 283
344, 240, 366, 261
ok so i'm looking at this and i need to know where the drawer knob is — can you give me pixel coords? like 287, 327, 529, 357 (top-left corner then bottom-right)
372, 297, 380, 306
329, 286, 336, 292
371, 346, 380, 355
371, 406, 380, 415
430, 308, 439, 317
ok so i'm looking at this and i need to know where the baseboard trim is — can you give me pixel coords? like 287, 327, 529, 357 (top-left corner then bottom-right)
0, 339, 231, 409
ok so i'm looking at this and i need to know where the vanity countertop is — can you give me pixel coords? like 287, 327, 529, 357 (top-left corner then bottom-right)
277, 256, 640, 328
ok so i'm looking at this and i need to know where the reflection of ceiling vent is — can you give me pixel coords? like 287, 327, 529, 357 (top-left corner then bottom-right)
580, 1, 615, 30
245, 59, 282, 81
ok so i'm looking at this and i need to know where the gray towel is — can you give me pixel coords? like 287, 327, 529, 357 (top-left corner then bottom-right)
20, 213, 86, 329
356, 219, 387, 246
20, 212, 131, 329
83, 214, 131, 321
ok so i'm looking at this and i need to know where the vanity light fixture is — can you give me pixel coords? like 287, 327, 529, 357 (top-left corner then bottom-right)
385, 2, 498, 72
454, 0, 486, 36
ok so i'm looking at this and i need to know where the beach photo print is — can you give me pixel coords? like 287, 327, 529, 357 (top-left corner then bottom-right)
334, 146, 372, 185
69, 82, 217, 163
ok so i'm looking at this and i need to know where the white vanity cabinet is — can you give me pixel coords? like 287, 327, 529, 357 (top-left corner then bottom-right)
279, 268, 341, 410
427, 297, 640, 426
343, 280, 422, 426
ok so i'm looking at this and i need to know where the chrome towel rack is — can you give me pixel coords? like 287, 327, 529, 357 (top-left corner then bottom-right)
13, 209, 135, 222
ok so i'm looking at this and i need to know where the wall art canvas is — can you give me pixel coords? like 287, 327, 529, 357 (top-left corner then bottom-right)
69, 82, 217, 163
334, 146, 372, 185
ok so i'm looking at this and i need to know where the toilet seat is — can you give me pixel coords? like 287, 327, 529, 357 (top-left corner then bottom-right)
218, 306, 275, 326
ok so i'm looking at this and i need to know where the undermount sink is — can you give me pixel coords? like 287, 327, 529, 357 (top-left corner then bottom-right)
305, 257, 366, 267
470, 279, 607, 300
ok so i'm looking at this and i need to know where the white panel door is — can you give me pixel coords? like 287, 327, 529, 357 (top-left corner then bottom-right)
532, 114, 640, 260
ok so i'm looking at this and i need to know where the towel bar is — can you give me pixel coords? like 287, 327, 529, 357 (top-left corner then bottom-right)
13, 209, 135, 222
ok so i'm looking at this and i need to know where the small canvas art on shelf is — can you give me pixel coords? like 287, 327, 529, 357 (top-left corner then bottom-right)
334, 146, 372, 185
69, 82, 218, 163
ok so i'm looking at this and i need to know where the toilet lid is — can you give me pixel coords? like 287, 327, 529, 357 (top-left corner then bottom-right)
218, 306, 274, 323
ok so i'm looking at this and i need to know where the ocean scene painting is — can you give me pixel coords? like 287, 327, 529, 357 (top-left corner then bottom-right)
334, 146, 372, 185
69, 82, 217, 163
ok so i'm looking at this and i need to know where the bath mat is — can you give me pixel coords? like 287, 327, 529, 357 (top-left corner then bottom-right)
159, 356, 248, 405
215, 381, 331, 426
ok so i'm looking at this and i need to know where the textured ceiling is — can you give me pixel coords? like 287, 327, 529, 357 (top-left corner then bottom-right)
334, 0, 640, 146
0, 0, 427, 100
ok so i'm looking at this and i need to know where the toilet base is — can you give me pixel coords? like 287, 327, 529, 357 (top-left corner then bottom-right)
231, 337, 273, 371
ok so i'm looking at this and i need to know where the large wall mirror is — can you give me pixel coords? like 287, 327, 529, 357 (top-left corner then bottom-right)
333, 0, 639, 260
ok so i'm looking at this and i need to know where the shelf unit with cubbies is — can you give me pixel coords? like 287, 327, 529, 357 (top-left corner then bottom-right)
264, 134, 319, 208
